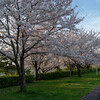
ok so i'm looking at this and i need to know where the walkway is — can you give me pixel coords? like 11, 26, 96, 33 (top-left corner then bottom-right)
80, 85, 100, 100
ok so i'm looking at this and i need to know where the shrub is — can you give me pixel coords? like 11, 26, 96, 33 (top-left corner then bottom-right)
0, 68, 95, 88
0, 75, 34, 88
38, 69, 95, 80
38, 71, 70, 80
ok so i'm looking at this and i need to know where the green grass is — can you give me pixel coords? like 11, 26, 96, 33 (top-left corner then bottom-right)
0, 72, 100, 100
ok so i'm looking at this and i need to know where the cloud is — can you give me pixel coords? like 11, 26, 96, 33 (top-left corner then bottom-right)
73, 0, 100, 31
78, 16, 100, 32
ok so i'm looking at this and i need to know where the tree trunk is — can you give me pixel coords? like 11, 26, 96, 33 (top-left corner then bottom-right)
69, 66, 72, 76
35, 61, 38, 81
20, 72, 26, 92
77, 65, 81, 77
19, 58, 26, 92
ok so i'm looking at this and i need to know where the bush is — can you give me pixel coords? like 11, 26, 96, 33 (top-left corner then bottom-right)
0, 75, 34, 88
38, 69, 95, 80
0, 68, 95, 88
38, 71, 70, 80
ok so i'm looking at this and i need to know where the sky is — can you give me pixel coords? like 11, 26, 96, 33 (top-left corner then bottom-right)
72, 0, 100, 32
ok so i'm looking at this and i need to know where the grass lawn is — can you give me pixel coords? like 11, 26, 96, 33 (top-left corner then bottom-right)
0, 72, 100, 100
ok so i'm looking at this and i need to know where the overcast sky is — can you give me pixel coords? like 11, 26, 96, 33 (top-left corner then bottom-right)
72, 0, 100, 32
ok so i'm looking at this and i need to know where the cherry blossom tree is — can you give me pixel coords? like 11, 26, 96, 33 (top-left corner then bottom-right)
0, 0, 82, 91
63, 57, 75, 76
26, 53, 64, 80
51, 30, 100, 77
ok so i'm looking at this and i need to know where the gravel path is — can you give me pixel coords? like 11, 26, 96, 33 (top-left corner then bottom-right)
80, 85, 100, 100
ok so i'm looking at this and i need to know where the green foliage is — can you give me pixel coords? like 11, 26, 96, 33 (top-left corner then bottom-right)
0, 56, 16, 75
97, 67, 100, 71
81, 68, 95, 74
38, 71, 70, 80
25, 68, 31, 75
55, 66, 62, 71
38, 69, 95, 80
0, 75, 34, 88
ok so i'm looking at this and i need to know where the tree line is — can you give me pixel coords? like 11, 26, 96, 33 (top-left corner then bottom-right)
0, 0, 100, 92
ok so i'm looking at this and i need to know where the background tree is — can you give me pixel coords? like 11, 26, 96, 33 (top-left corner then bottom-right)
26, 53, 63, 81
52, 30, 100, 77
0, 56, 16, 75
63, 57, 75, 76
